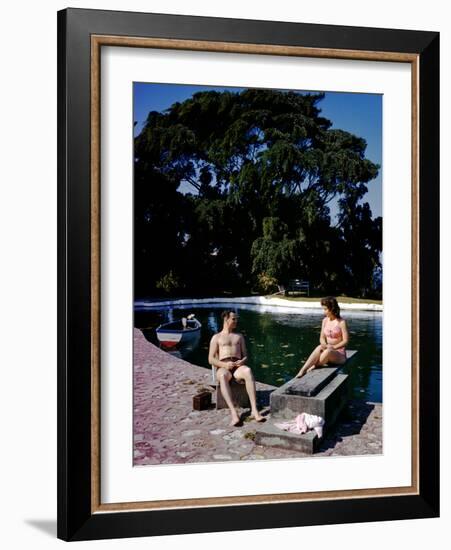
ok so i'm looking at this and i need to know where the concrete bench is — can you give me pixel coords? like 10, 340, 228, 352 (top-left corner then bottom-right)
255, 422, 319, 454
271, 349, 357, 421
255, 350, 358, 454
255, 369, 348, 454
210, 365, 250, 409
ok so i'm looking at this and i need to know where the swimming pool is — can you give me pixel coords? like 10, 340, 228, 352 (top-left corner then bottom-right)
135, 303, 382, 403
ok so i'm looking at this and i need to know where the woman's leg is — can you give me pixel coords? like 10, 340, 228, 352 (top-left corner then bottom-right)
296, 345, 323, 377
313, 349, 347, 368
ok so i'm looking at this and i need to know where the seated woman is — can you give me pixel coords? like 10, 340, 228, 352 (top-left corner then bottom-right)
296, 296, 349, 378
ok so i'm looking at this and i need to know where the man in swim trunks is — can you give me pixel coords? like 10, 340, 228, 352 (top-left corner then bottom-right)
208, 311, 265, 426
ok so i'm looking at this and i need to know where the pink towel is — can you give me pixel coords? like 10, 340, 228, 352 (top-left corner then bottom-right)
274, 413, 325, 437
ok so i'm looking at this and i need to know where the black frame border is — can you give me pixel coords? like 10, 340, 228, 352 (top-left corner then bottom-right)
57, 8, 439, 542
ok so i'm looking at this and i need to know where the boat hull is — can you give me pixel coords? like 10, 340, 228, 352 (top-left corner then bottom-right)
156, 319, 201, 349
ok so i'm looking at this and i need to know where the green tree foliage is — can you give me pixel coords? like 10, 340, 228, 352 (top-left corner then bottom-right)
134, 88, 382, 298
156, 270, 184, 294
255, 272, 279, 294
251, 217, 299, 283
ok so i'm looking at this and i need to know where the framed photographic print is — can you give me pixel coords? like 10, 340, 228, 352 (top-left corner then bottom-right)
57, 7, 439, 542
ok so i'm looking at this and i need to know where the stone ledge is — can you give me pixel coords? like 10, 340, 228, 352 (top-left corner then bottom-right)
270, 373, 349, 427
286, 367, 338, 397
254, 420, 318, 454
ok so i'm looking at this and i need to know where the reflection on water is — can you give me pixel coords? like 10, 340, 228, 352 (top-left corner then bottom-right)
135, 304, 382, 403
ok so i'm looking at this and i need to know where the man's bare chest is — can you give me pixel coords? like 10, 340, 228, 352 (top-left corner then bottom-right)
217, 333, 241, 348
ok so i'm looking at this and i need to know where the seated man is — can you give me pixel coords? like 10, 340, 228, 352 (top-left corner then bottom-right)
208, 310, 264, 426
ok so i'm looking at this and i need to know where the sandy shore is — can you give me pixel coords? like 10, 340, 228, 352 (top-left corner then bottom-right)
133, 329, 382, 465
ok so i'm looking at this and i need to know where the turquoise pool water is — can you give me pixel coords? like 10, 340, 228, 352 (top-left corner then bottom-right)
135, 304, 382, 403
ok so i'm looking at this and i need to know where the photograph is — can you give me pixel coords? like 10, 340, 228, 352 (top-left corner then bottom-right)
132, 83, 383, 466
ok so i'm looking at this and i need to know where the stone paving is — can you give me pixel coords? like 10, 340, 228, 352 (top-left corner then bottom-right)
133, 329, 382, 465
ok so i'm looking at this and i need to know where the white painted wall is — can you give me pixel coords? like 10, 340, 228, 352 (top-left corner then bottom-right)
0, 1, 448, 548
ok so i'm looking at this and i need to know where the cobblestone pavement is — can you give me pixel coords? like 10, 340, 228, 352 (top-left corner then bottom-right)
134, 329, 382, 466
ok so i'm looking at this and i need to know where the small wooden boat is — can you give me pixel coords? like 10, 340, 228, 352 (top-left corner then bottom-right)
156, 315, 201, 349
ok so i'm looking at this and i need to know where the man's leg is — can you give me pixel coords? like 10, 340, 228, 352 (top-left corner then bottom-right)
217, 368, 241, 426
234, 366, 264, 422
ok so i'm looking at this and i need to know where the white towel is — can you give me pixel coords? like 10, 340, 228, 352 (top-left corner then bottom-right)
274, 413, 325, 438
303, 413, 325, 438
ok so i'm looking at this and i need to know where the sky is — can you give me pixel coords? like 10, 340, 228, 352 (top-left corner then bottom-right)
133, 82, 382, 219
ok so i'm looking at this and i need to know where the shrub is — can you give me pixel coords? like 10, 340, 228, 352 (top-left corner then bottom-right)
156, 270, 183, 294
256, 272, 278, 294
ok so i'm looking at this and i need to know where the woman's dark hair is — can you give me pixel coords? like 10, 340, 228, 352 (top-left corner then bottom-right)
320, 296, 341, 318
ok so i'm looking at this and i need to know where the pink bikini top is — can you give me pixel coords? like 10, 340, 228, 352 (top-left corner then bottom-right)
324, 318, 342, 339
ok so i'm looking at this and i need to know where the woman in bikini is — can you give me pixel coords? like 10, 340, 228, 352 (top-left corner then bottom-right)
295, 296, 349, 378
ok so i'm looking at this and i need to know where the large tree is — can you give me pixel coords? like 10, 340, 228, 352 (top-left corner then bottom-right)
134, 88, 381, 297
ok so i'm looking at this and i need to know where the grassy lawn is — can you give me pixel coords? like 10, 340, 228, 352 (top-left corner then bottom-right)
273, 295, 383, 305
